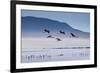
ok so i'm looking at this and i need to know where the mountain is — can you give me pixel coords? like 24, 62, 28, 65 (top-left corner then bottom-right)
21, 16, 90, 38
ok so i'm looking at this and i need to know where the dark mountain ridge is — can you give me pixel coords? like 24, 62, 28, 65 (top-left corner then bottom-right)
22, 16, 90, 38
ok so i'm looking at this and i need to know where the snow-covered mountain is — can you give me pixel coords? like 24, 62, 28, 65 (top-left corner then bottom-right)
21, 16, 90, 38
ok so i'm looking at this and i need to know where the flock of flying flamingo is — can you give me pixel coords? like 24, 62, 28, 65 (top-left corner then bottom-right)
43, 28, 78, 41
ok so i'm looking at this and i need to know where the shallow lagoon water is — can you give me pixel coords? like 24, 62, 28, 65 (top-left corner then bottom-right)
21, 48, 90, 63
21, 38, 90, 63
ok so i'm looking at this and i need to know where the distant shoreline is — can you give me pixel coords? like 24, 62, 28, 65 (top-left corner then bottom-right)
22, 47, 90, 52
